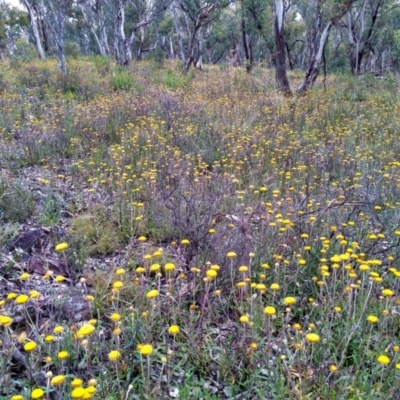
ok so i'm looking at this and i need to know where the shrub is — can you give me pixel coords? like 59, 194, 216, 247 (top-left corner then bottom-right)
0, 178, 33, 223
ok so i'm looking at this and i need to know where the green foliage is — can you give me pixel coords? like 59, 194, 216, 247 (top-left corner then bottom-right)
65, 41, 80, 58
152, 47, 165, 69
0, 70, 10, 93
70, 206, 123, 255
18, 62, 52, 89
164, 68, 194, 89
37, 192, 63, 226
91, 55, 113, 76
0, 3, 29, 54
112, 68, 136, 91
0, 178, 33, 223
10, 39, 38, 64
0, 222, 18, 248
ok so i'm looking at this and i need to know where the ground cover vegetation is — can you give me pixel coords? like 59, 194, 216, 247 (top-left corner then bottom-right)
0, 56, 400, 399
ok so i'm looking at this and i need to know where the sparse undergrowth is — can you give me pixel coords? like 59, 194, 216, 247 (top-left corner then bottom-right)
0, 58, 400, 399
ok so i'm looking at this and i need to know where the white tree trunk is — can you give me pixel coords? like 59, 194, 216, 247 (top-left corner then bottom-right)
297, 21, 332, 93
22, 0, 45, 60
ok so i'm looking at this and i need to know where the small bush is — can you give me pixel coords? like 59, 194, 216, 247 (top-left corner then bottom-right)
91, 55, 113, 75
70, 206, 123, 255
10, 39, 38, 64
0, 179, 34, 223
164, 68, 188, 89
112, 68, 135, 91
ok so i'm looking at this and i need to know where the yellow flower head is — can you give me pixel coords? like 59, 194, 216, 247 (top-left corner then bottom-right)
71, 378, 83, 388
110, 313, 121, 322
164, 263, 175, 271
112, 281, 123, 290
71, 387, 86, 398
108, 350, 121, 361
305, 333, 320, 343
329, 365, 338, 373
57, 351, 69, 360
51, 375, 66, 386
168, 325, 180, 335
377, 354, 390, 365
283, 297, 297, 306
0, 315, 12, 327
53, 325, 64, 334
206, 269, 217, 279
270, 283, 280, 291
146, 289, 159, 299
293, 323, 302, 330
139, 344, 153, 356
367, 315, 379, 324
55, 242, 68, 252
24, 341, 37, 352
264, 306, 276, 316
20, 273, 31, 281
150, 264, 161, 272
31, 388, 45, 399
382, 289, 394, 297
7, 292, 17, 300
30, 290, 40, 299
77, 324, 95, 338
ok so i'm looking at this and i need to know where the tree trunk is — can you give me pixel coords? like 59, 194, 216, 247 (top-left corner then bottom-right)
172, 5, 186, 63
115, 1, 134, 65
195, 28, 203, 69
90, 26, 107, 56
242, 18, 251, 72
54, 0, 66, 74
347, 0, 382, 75
183, 25, 198, 73
79, 3, 107, 56
297, 21, 332, 93
169, 36, 174, 58
22, 0, 45, 59
285, 40, 294, 70
274, 0, 291, 94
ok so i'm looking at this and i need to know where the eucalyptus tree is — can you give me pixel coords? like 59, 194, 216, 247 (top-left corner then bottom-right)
37, 0, 74, 73
77, 0, 110, 56
0, 3, 29, 58
345, 0, 397, 74
274, 0, 291, 93
205, 6, 241, 65
297, 0, 357, 92
172, 0, 230, 72
110, 0, 171, 65
240, 0, 271, 71
21, 0, 45, 59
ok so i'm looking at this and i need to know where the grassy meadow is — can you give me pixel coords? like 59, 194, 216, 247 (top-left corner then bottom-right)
1, 57, 400, 399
